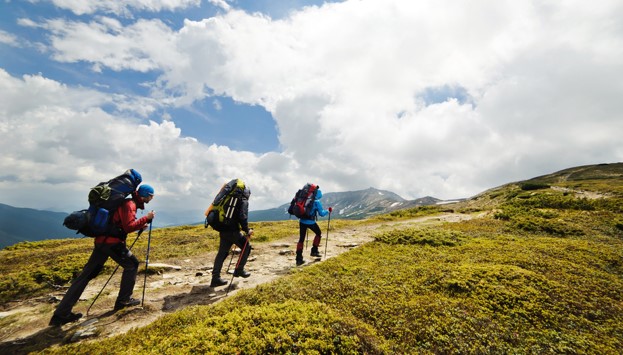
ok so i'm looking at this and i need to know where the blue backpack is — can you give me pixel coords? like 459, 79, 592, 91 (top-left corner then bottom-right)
64, 169, 142, 237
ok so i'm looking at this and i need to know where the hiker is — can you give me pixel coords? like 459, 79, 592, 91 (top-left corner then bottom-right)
210, 183, 253, 288
49, 185, 156, 326
296, 188, 332, 266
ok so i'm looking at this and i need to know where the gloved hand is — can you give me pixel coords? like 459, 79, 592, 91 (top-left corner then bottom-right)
328, 207, 333, 213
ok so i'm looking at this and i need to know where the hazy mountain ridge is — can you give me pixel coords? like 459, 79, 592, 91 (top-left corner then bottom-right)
321, 187, 441, 219
0, 203, 73, 249
249, 187, 444, 221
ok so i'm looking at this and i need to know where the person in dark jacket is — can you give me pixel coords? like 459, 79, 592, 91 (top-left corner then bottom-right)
49, 185, 156, 326
296, 189, 332, 265
210, 184, 253, 287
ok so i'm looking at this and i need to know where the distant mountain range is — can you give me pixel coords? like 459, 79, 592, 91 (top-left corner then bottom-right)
249, 187, 443, 221
0, 203, 77, 249
0, 187, 446, 249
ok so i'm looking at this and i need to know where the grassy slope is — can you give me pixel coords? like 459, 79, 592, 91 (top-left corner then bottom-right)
8, 163, 623, 353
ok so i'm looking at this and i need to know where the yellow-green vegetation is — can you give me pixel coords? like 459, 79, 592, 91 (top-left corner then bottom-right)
45, 300, 386, 354
371, 204, 444, 221
37, 163, 623, 353
0, 239, 93, 305
374, 226, 466, 247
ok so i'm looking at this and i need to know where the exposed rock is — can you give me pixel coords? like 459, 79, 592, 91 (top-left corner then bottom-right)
70, 326, 99, 342
337, 243, 358, 248
270, 243, 291, 248
149, 281, 166, 288
148, 263, 182, 270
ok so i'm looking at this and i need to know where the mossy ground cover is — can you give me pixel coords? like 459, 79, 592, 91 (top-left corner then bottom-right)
44, 300, 386, 354
370, 205, 445, 221
41, 179, 623, 354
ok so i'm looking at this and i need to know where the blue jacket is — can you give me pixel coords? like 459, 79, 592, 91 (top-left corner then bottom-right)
300, 189, 329, 225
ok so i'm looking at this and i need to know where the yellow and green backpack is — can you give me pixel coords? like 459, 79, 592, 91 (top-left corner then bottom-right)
204, 178, 247, 231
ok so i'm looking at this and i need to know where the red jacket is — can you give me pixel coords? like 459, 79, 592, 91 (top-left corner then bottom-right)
95, 193, 150, 243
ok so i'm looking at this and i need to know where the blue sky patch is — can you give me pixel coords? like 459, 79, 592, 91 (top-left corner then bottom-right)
164, 96, 279, 152
417, 84, 471, 106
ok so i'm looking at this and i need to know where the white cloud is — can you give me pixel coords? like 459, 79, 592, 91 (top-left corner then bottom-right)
0, 69, 303, 218
208, 0, 230, 12
48, 0, 201, 16
44, 17, 180, 73
2, 0, 623, 221
0, 30, 19, 46
16, 18, 39, 28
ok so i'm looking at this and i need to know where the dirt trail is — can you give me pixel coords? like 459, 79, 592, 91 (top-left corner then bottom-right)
0, 213, 473, 353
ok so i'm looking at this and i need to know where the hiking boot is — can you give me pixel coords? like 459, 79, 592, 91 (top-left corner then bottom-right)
310, 247, 322, 258
114, 298, 140, 311
296, 250, 305, 265
49, 312, 82, 326
210, 278, 228, 287
233, 269, 251, 278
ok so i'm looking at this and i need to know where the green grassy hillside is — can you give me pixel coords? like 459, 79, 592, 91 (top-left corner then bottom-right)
4, 163, 623, 353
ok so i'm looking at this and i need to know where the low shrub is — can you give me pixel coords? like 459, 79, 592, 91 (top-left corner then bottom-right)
48, 300, 390, 354
509, 216, 585, 237
520, 182, 551, 191
374, 205, 442, 221
374, 227, 466, 247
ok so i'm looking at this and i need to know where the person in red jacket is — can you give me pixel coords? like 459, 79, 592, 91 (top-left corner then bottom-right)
49, 185, 156, 326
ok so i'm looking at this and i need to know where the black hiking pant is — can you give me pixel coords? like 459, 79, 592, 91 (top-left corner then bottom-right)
298, 222, 322, 246
53, 242, 139, 317
212, 230, 251, 280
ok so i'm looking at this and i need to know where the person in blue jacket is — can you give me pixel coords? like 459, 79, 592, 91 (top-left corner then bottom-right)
296, 189, 332, 265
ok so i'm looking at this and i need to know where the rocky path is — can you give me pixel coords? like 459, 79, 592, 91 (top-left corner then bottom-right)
0, 213, 473, 353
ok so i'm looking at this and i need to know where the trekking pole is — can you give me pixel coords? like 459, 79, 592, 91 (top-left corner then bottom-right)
225, 244, 236, 274
86, 229, 143, 316
324, 211, 331, 258
226, 234, 250, 296
141, 220, 153, 307
305, 229, 309, 250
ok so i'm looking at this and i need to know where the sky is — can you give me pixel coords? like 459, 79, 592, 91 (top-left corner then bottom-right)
1, 0, 622, 225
